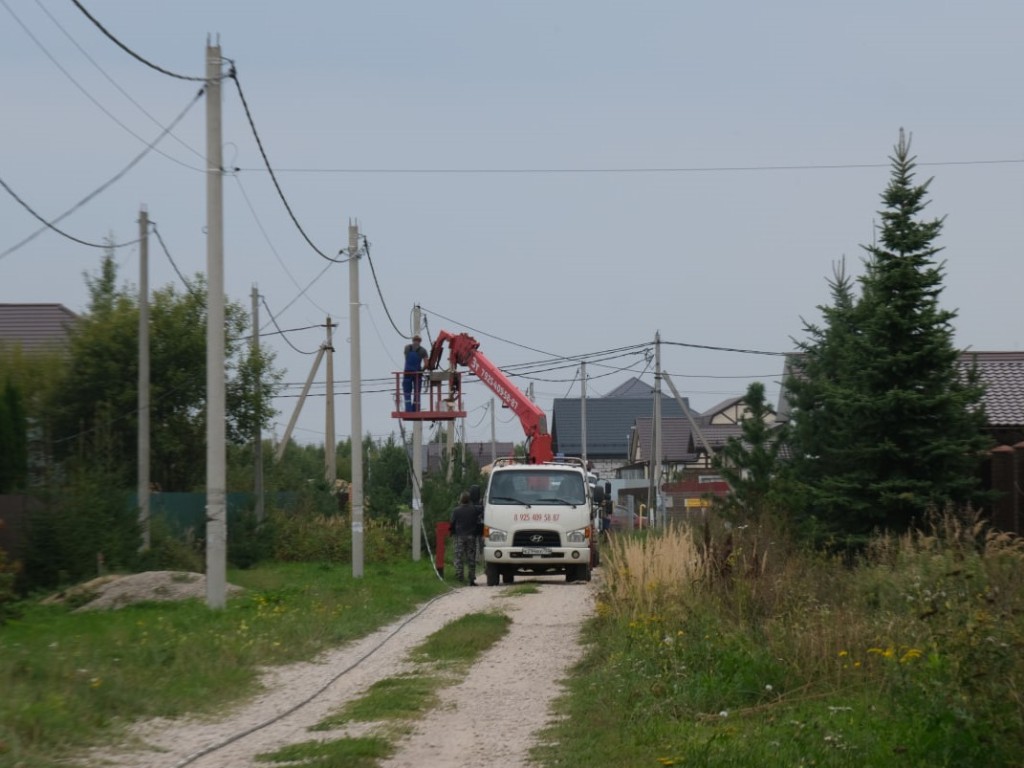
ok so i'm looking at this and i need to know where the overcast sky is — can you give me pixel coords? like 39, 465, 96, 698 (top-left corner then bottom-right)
3, 1, 1022, 452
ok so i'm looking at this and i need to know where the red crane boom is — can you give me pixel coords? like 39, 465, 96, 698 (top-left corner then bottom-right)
426, 330, 554, 464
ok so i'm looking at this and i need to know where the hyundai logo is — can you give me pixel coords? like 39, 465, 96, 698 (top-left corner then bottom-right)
530, 534, 545, 543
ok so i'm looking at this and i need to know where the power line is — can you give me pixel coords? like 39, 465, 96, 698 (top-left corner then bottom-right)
231, 173, 332, 318
70, 0, 215, 82
33, 0, 206, 164
150, 221, 197, 294
228, 69, 349, 265
261, 296, 320, 355
0, 175, 140, 251
362, 237, 408, 339
234, 157, 1024, 175
0, 86, 203, 261
4, 0, 206, 172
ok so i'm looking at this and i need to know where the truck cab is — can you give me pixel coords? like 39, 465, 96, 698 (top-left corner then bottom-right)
482, 457, 603, 586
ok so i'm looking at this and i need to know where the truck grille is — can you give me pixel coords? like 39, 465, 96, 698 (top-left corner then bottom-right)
512, 530, 561, 547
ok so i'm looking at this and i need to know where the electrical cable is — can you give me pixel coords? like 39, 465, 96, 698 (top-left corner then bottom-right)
0, 175, 140, 251
150, 221, 197, 295
0, 86, 203, 259
3, 0, 205, 172
228, 68, 349, 265
170, 581, 455, 767
362, 236, 409, 339
233, 157, 1024, 175
258, 261, 338, 333
260, 296, 320, 355
70, 0, 217, 82
34, 0, 206, 164
231, 174, 333, 318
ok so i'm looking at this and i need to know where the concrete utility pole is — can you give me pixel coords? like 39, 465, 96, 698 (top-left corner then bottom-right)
411, 305, 423, 561
325, 316, 336, 485
137, 206, 150, 551
652, 331, 663, 527
349, 221, 365, 578
251, 286, 264, 523
580, 361, 588, 468
490, 398, 496, 465
205, 40, 227, 608
275, 344, 326, 461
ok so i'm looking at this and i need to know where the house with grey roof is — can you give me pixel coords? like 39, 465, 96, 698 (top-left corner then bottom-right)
623, 397, 752, 479
550, 377, 689, 477
0, 303, 78, 353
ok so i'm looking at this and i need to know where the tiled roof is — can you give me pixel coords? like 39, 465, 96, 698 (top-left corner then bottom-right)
632, 416, 699, 462
959, 351, 1024, 428
778, 350, 1024, 429
551, 393, 689, 458
604, 377, 655, 398
0, 303, 78, 352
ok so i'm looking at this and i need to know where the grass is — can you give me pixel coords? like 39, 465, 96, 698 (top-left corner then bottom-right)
0, 559, 448, 768
537, 512, 1024, 768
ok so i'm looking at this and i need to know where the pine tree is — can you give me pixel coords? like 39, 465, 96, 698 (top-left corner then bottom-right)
712, 381, 788, 523
786, 131, 990, 543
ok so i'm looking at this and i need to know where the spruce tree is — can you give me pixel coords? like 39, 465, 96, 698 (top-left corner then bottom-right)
712, 381, 788, 523
786, 131, 990, 543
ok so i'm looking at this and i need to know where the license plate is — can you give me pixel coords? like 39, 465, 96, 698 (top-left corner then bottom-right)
521, 547, 551, 555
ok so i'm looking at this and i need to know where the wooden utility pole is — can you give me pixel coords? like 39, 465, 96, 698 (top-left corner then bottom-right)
205, 40, 227, 608
137, 206, 150, 550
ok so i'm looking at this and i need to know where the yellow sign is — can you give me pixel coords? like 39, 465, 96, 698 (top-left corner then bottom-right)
684, 497, 711, 508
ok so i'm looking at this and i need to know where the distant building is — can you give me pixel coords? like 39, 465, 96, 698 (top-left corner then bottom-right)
550, 377, 689, 477
0, 303, 78, 353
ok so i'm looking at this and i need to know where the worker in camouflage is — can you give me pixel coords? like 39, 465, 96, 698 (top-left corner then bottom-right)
449, 490, 480, 585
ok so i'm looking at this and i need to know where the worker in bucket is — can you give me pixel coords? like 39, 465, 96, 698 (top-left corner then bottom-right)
449, 490, 479, 585
402, 334, 428, 412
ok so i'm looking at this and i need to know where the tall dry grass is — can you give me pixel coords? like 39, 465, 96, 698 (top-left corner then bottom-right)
600, 526, 704, 621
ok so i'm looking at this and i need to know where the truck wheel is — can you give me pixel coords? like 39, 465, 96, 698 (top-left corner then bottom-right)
582, 562, 592, 582
486, 563, 500, 587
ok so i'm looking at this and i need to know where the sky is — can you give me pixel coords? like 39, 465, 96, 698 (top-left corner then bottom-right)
3, 0, 1023, 452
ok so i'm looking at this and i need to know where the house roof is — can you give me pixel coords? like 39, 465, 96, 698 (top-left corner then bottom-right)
0, 303, 78, 352
604, 377, 654, 398
551, 392, 689, 458
777, 350, 1024, 429
632, 416, 699, 462
959, 351, 1024, 428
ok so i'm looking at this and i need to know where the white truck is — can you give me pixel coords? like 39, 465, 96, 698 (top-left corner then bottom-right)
423, 331, 604, 585
482, 456, 603, 586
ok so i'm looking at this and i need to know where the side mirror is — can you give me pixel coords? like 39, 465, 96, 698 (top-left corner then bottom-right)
469, 484, 481, 505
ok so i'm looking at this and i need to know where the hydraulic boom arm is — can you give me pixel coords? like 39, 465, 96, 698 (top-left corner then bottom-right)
427, 330, 553, 463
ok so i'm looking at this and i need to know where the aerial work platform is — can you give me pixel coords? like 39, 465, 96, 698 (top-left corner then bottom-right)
391, 370, 466, 421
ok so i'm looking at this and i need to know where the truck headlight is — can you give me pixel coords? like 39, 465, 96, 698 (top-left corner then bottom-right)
487, 527, 507, 544
566, 527, 589, 544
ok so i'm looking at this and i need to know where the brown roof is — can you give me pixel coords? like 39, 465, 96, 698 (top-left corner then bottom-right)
0, 303, 78, 352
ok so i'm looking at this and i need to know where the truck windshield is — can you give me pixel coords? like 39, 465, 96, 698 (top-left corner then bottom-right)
488, 471, 586, 505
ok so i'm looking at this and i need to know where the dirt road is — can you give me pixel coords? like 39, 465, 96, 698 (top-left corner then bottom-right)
84, 576, 596, 768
